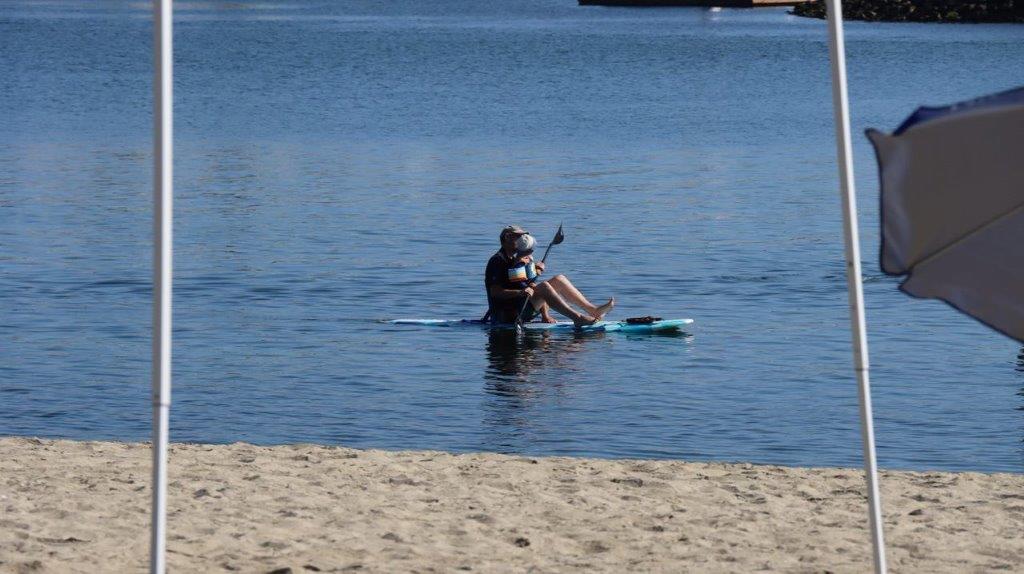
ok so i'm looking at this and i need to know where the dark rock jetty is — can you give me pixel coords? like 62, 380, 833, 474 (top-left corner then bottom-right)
579, 0, 802, 6
792, 0, 1024, 22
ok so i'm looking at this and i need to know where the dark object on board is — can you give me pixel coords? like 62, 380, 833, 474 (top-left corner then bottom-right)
792, 0, 1024, 23
625, 316, 662, 324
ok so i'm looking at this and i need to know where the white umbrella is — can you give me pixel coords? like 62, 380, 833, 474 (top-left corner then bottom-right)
868, 87, 1024, 342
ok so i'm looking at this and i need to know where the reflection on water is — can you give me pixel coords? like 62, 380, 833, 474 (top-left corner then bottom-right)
479, 328, 693, 455
481, 329, 596, 453
484, 329, 595, 388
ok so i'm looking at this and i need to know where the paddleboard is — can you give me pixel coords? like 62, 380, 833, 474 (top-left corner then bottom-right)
387, 318, 693, 334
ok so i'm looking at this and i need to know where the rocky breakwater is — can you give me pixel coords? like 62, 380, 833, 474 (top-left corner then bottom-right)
793, 0, 1024, 22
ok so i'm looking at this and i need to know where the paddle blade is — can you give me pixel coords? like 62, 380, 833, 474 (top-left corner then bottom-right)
539, 223, 565, 263
551, 223, 565, 246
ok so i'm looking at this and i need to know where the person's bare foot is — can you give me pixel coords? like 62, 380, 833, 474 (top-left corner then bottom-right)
593, 298, 615, 320
541, 313, 558, 324
573, 313, 597, 328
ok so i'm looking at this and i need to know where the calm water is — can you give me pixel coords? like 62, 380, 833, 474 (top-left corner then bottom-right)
2, 0, 1023, 473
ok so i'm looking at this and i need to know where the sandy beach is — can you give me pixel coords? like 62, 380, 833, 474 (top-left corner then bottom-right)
1, 438, 1022, 573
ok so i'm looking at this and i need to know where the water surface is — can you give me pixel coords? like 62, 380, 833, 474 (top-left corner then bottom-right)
2, 0, 1024, 472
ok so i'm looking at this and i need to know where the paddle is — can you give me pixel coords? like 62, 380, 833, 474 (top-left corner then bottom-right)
515, 223, 565, 333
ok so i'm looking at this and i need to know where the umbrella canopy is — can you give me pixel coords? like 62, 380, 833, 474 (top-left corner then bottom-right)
867, 87, 1024, 343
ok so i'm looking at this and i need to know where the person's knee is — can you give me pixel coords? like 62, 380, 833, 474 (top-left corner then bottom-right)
552, 274, 567, 284
535, 282, 554, 297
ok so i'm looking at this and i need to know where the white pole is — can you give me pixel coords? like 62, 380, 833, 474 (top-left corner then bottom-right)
823, 1, 886, 572
151, 0, 173, 573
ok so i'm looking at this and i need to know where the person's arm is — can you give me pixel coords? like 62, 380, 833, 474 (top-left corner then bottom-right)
489, 284, 532, 300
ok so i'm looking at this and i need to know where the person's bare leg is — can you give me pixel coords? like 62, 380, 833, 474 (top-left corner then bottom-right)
546, 275, 615, 319
546, 275, 594, 309
533, 300, 557, 323
531, 283, 595, 327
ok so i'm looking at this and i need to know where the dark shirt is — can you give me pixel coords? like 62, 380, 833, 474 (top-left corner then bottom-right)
484, 249, 529, 323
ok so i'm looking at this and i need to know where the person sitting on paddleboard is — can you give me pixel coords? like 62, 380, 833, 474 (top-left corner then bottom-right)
484, 225, 614, 328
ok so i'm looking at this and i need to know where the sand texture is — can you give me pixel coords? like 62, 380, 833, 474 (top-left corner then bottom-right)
1, 438, 1022, 573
